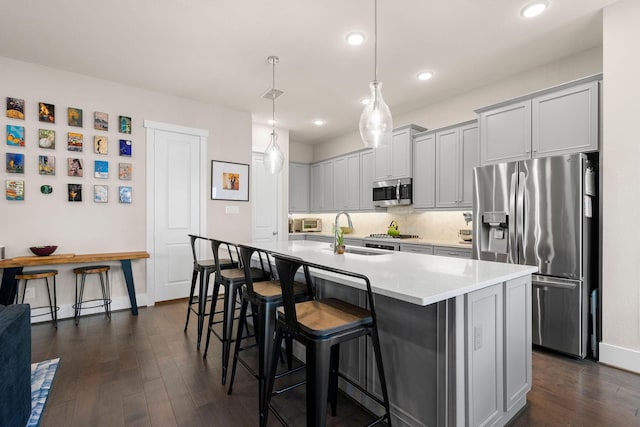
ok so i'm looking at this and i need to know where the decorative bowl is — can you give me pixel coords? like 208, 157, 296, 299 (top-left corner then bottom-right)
340, 226, 352, 234
29, 246, 58, 256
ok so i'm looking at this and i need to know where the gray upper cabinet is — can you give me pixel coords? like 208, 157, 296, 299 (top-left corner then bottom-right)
479, 100, 532, 165
289, 162, 309, 213
359, 150, 375, 210
478, 75, 601, 166
412, 131, 436, 208
310, 160, 334, 211
435, 120, 479, 209
334, 153, 360, 211
374, 124, 426, 181
532, 80, 599, 157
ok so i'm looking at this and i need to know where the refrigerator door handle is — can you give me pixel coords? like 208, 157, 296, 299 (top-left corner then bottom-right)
536, 287, 543, 345
508, 171, 518, 264
517, 171, 526, 263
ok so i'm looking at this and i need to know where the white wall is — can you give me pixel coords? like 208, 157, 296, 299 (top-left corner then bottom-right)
600, 0, 640, 372
313, 47, 602, 162
289, 140, 313, 163
0, 56, 252, 315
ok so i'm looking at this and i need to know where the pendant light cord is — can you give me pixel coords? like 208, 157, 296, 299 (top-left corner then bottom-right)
374, 0, 378, 82
272, 58, 276, 133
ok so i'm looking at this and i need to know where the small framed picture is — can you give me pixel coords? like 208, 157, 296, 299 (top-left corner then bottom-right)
94, 136, 108, 154
119, 139, 132, 156
67, 132, 83, 152
7, 125, 25, 146
94, 185, 108, 203
119, 186, 132, 204
119, 162, 132, 180
38, 129, 55, 149
6, 97, 25, 120
94, 160, 108, 178
6, 153, 24, 173
67, 158, 83, 177
211, 160, 249, 201
94, 111, 108, 131
39, 155, 55, 175
68, 184, 82, 202
38, 102, 55, 123
119, 115, 131, 134
68, 107, 83, 127
6, 180, 25, 201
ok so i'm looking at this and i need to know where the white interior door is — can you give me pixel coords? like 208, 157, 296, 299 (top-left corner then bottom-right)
252, 152, 280, 242
145, 121, 207, 303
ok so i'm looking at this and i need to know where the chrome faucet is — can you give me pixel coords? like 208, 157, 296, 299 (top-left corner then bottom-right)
334, 211, 353, 253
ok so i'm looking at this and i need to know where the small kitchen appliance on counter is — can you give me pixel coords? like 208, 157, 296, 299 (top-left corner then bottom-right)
300, 218, 322, 232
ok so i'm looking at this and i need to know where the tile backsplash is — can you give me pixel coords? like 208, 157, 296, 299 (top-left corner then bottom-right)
292, 209, 472, 242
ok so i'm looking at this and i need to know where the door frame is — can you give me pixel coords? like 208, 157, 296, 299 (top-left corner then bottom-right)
144, 120, 208, 306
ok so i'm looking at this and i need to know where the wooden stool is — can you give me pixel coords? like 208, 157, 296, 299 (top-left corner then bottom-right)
73, 265, 111, 324
15, 269, 59, 328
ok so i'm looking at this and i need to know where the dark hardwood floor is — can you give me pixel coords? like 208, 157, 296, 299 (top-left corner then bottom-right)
31, 300, 640, 426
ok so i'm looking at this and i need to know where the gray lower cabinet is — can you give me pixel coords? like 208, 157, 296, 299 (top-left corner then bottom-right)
465, 276, 532, 427
434, 246, 472, 258
400, 243, 434, 254
305, 234, 332, 244
344, 237, 364, 247
288, 233, 306, 241
315, 274, 531, 427
289, 162, 309, 213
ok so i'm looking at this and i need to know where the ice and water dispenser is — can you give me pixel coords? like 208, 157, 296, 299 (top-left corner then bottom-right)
478, 211, 510, 261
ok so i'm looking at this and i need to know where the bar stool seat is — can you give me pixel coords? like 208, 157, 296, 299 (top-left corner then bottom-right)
73, 265, 111, 324
15, 269, 59, 328
264, 254, 392, 427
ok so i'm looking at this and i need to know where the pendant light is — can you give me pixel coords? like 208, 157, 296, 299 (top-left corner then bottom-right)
359, 0, 393, 148
263, 56, 284, 174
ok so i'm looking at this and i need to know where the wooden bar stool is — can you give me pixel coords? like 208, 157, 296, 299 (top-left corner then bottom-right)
227, 245, 314, 425
15, 269, 59, 328
264, 254, 392, 427
203, 239, 271, 385
73, 265, 111, 324
184, 234, 238, 349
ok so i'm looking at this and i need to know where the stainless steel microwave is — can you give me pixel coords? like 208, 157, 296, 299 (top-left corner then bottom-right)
373, 178, 412, 207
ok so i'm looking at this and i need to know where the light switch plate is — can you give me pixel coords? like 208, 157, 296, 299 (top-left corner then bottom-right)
225, 205, 240, 214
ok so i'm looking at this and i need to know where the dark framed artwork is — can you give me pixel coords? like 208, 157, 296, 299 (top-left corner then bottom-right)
211, 160, 249, 201
119, 115, 131, 134
38, 102, 55, 123
68, 107, 83, 127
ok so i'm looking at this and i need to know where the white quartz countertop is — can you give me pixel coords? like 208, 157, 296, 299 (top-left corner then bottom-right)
242, 240, 537, 306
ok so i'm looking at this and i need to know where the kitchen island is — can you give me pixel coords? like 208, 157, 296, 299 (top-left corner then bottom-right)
244, 240, 537, 427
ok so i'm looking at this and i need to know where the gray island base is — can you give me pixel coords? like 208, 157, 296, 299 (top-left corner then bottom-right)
244, 240, 537, 427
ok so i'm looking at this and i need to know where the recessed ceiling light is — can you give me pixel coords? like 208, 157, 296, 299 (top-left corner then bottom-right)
417, 71, 433, 81
268, 119, 277, 125
360, 97, 370, 105
521, 1, 548, 18
313, 119, 325, 126
346, 32, 365, 46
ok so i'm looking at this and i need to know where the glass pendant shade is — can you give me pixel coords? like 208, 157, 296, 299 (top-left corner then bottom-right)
359, 80, 393, 148
264, 130, 284, 174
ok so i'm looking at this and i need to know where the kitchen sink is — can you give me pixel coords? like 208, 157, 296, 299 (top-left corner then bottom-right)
325, 247, 388, 256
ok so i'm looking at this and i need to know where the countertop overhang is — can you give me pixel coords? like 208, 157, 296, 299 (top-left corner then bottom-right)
243, 240, 537, 306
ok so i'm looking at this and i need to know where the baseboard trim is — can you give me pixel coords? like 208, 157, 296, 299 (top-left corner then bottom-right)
598, 342, 640, 374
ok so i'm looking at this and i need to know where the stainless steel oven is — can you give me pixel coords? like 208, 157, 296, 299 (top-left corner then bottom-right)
372, 178, 412, 207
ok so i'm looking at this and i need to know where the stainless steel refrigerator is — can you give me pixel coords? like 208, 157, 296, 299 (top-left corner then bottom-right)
472, 153, 598, 358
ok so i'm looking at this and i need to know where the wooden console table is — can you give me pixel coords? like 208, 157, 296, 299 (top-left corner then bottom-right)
0, 251, 150, 315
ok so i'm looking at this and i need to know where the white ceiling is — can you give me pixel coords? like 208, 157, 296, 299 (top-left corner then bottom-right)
0, 0, 617, 144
